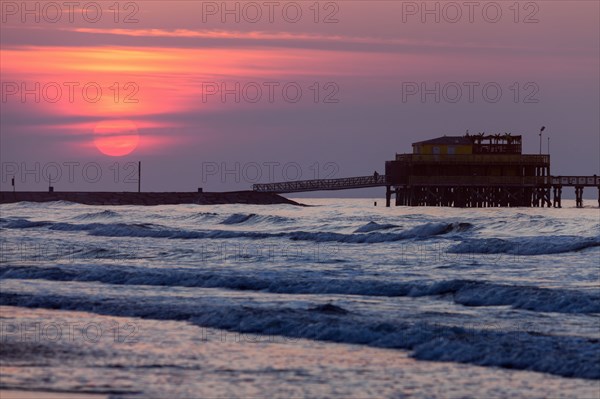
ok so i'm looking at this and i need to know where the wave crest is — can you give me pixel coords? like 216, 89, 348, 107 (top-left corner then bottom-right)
450, 236, 600, 255
2, 290, 598, 379
3, 266, 597, 314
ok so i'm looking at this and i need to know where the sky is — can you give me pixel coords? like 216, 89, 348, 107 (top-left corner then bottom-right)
1, 1, 599, 195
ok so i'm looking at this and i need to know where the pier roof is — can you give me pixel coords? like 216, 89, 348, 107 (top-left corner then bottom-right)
412, 136, 472, 146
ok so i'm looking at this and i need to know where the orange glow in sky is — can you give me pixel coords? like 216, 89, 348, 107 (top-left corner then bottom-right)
1, 0, 598, 187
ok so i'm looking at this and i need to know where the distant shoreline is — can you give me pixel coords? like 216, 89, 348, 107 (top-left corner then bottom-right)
0, 191, 303, 206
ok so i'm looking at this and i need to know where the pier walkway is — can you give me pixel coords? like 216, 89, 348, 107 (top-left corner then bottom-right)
253, 175, 388, 193
252, 175, 599, 208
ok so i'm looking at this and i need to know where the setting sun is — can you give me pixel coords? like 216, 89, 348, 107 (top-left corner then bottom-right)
93, 119, 140, 156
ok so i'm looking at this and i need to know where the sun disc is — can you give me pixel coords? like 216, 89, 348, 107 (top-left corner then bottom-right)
93, 120, 140, 156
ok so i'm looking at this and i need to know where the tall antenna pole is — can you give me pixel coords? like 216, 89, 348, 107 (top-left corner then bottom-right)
138, 161, 141, 193
547, 137, 550, 155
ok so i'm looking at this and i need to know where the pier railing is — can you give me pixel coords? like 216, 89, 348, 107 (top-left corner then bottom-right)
407, 176, 546, 186
253, 175, 387, 193
395, 154, 550, 165
549, 176, 599, 186
397, 176, 599, 187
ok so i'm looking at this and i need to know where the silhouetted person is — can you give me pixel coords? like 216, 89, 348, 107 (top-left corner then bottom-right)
373, 171, 379, 182
595, 175, 599, 207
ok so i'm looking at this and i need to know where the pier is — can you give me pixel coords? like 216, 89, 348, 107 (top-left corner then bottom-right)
253, 133, 599, 208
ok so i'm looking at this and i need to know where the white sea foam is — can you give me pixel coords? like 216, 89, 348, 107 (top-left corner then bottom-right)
1, 289, 598, 379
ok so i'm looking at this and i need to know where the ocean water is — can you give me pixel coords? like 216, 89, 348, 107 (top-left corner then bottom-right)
0, 198, 599, 398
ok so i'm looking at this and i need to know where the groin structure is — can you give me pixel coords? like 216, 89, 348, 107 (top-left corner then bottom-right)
0, 191, 302, 206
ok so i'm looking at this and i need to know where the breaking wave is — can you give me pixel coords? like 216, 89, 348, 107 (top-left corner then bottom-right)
1, 290, 598, 379
1, 218, 469, 243
72, 210, 120, 221
221, 213, 256, 225
449, 236, 600, 255
220, 213, 292, 225
0, 218, 52, 229
2, 266, 597, 314
354, 221, 398, 233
